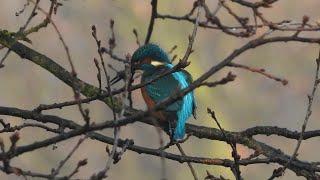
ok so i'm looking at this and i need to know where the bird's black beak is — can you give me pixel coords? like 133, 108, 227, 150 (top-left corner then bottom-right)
110, 62, 141, 85
110, 70, 126, 85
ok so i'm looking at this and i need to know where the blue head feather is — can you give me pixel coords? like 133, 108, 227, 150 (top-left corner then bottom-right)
131, 43, 171, 63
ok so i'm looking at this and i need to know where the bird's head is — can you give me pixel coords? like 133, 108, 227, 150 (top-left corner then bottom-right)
111, 43, 170, 84
131, 43, 170, 71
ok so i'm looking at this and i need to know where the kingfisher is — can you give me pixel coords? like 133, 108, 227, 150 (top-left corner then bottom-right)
112, 43, 196, 140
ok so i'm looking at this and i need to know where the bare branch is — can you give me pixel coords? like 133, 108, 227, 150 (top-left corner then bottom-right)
269, 49, 320, 179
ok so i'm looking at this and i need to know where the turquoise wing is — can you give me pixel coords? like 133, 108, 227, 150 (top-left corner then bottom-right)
181, 70, 197, 119
181, 69, 193, 84
145, 67, 182, 112
143, 65, 196, 140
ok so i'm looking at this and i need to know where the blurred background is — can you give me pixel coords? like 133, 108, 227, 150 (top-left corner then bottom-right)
0, 0, 320, 179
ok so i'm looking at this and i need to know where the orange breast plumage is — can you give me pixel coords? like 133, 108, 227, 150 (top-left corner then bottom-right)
141, 86, 166, 121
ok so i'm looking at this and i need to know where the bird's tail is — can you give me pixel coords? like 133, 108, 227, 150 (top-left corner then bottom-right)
173, 93, 193, 140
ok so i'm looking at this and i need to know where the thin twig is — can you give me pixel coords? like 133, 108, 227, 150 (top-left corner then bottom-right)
133, 29, 141, 47
145, 0, 158, 44
0, 122, 60, 133
228, 62, 288, 85
0, 0, 41, 67
207, 108, 242, 180
67, 158, 88, 178
50, 136, 88, 178
91, 22, 120, 178
180, 2, 201, 64
268, 49, 320, 179
176, 143, 199, 180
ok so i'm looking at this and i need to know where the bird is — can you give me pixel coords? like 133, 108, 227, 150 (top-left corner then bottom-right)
112, 43, 196, 140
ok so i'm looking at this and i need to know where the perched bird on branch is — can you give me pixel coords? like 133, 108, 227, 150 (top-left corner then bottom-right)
112, 43, 196, 140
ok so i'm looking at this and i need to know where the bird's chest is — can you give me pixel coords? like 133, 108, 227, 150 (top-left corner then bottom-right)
141, 86, 155, 109
141, 86, 167, 121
